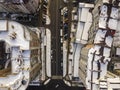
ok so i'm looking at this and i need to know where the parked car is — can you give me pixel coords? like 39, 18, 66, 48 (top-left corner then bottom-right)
72, 7, 78, 21
63, 0, 69, 3
72, 0, 78, 6
63, 23, 68, 30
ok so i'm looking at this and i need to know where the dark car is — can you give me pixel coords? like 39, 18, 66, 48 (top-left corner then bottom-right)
63, 23, 68, 30
63, 11, 68, 18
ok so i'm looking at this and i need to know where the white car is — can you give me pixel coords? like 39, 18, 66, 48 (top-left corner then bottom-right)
63, 0, 69, 3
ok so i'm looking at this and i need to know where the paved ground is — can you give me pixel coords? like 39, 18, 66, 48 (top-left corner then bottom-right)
27, 79, 86, 90
48, 0, 63, 75
48, 0, 73, 76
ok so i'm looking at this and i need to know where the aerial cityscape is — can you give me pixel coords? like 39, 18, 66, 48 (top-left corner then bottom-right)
0, 0, 119, 90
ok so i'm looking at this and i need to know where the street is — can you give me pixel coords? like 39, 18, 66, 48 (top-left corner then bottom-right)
48, 0, 63, 75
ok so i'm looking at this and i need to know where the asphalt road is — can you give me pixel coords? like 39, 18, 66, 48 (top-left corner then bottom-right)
48, 0, 63, 75
48, 0, 73, 76
27, 79, 86, 90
